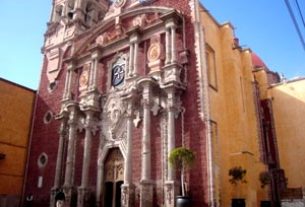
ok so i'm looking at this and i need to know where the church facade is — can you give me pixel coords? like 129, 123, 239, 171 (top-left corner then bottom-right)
24, 0, 210, 207
23, 0, 304, 207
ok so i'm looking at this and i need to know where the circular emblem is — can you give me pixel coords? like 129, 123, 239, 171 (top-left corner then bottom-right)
111, 64, 125, 86
147, 43, 161, 62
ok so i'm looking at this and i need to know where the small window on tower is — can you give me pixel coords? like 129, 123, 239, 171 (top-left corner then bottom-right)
37, 153, 48, 168
43, 111, 53, 124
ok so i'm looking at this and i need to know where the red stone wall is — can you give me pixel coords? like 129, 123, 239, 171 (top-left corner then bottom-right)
24, 55, 66, 205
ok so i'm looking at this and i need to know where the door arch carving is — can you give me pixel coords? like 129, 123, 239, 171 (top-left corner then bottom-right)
103, 148, 124, 207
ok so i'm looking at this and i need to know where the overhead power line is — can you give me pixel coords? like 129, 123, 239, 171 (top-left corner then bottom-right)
295, 0, 305, 31
284, 0, 305, 51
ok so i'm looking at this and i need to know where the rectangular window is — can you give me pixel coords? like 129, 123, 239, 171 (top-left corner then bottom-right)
206, 44, 218, 90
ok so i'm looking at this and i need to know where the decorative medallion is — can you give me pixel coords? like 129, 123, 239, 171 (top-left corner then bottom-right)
147, 43, 161, 62
147, 36, 162, 73
147, 36, 161, 62
111, 55, 126, 87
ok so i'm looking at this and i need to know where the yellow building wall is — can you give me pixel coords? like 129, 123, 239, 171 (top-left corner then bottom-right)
268, 79, 305, 189
0, 78, 35, 195
199, 6, 269, 207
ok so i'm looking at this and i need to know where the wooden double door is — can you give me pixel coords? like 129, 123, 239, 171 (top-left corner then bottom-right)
104, 148, 124, 207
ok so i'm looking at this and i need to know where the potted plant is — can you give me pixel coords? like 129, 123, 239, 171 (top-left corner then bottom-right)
169, 147, 195, 207
259, 171, 271, 188
229, 166, 247, 185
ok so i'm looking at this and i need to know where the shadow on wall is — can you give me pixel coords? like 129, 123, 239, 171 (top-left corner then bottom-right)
0, 194, 20, 207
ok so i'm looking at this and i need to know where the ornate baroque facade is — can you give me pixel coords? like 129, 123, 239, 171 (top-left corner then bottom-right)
24, 0, 209, 207
23, 0, 305, 207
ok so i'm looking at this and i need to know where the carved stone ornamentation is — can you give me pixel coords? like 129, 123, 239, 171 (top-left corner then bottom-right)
96, 25, 125, 46
132, 14, 147, 28
164, 181, 175, 207
121, 185, 129, 206
102, 93, 127, 141
79, 63, 90, 93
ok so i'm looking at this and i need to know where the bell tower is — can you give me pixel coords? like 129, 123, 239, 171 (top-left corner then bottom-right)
43, 0, 109, 88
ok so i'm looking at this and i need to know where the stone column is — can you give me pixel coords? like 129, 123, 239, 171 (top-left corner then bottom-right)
128, 31, 139, 77
89, 51, 99, 91
121, 100, 134, 207
63, 63, 74, 101
165, 20, 177, 65
133, 41, 139, 75
165, 87, 176, 207
78, 111, 94, 207
140, 79, 153, 207
96, 161, 104, 207
63, 106, 78, 205
50, 115, 68, 207
128, 43, 134, 77
170, 25, 177, 63
165, 27, 171, 65
55, 118, 68, 187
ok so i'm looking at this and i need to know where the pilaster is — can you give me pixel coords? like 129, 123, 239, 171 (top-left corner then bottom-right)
77, 110, 95, 207
50, 112, 69, 207
63, 105, 78, 197
88, 50, 101, 92
137, 77, 155, 207
127, 27, 140, 77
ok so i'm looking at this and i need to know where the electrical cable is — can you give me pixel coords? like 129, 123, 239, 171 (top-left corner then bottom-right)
295, 0, 305, 30
284, 0, 305, 50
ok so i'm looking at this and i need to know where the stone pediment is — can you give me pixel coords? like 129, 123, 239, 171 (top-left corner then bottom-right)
71, 6, 177, 57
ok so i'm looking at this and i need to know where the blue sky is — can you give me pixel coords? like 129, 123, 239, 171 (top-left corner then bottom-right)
0, 0, 304, 89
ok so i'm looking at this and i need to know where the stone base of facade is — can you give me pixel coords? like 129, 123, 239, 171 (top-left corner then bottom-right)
77, 187, 92, 207
140, 180, 153, 207
164, 181, 176, 207
63, 186, 77, 207
121, 184, 134, 207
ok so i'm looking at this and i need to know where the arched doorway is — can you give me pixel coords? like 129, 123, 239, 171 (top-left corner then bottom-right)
103, 148, 124, 207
